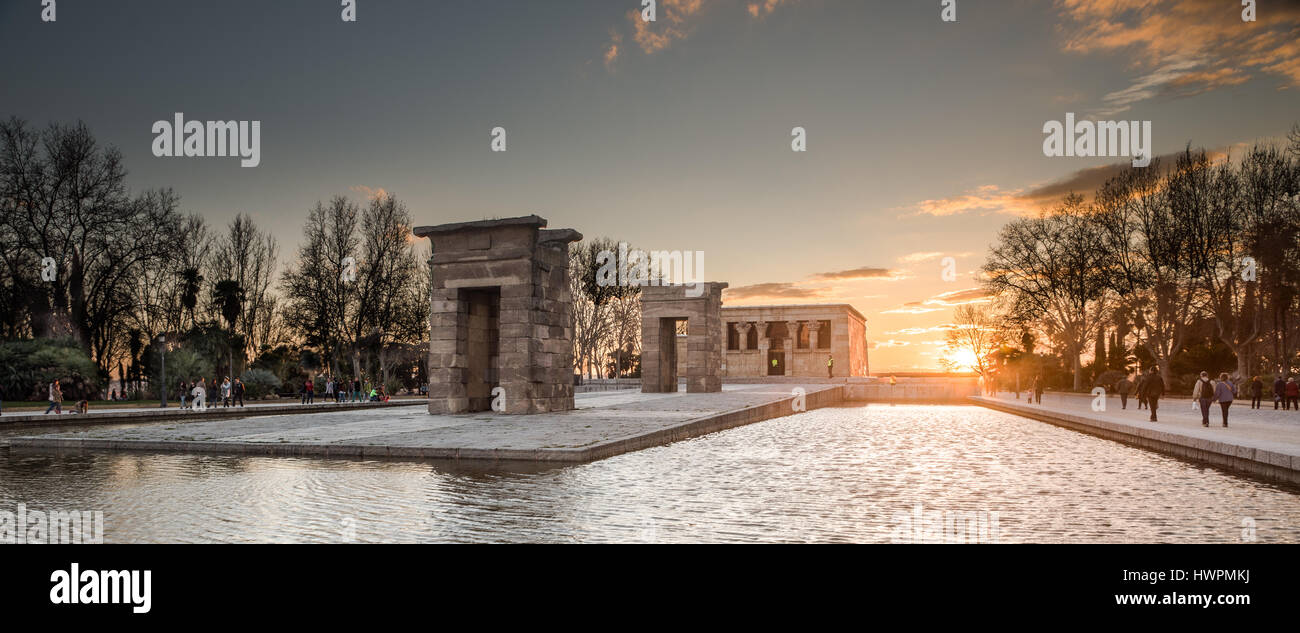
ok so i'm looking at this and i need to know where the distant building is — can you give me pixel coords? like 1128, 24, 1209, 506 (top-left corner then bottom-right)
675, 304, 869, 378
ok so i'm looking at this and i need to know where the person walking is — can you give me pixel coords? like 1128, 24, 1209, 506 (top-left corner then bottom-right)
1287, 377, 1300, 411
1249, 376, 1263, 410
232, 378, 245, 407
325, 376, 335, 403
1140, 366, 1164, 422
178, 379, 189, 409
1032, 375, 1043, 405
45, 380, 63, 415
221, 377, 232, 408
1193, 371, 1214, 427
191, 378, 207, 411
1135, 371, 1148, 410
1116, 374, 1133, 410
305, 377, 315, 404
1275, 376, 1288, 410
352, 377, 362, 403
1214, 372, 1236, 427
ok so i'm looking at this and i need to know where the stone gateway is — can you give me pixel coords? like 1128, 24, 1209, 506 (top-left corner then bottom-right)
414, 216, 581, 414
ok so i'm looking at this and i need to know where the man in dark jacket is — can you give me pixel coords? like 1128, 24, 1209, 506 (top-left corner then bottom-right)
1249, 376, 1263, 409
1276, 376, 1289, 410
1135, 372, 1148, 410
1116, 374, 1133, 409
1140, 366, 1164, 422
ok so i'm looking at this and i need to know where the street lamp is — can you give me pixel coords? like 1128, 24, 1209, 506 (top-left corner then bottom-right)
159, 334, 168, 408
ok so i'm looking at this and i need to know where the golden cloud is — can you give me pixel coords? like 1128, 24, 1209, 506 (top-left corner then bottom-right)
1057, 0, 1300, 113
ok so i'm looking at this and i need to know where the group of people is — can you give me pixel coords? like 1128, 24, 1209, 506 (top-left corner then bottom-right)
177, 377, 245, 410
16, 373, 392, 418
1111, 369, 1300, 426
1026, 367, 1300, 427
40, 379, 88, 415
315, 375, 387, 403
1112, 367, 1169, 421
1265, 376, 1300, 411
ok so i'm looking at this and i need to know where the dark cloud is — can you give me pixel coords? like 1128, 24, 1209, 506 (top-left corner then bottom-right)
810, 267, 901, 281
724, 282, 826, 300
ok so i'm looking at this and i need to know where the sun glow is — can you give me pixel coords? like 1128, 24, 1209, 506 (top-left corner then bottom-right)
942, 347, 980, 372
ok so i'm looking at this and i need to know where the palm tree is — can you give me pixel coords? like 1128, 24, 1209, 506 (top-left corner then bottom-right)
212, 280, 245, 377
179, 268, 204, 329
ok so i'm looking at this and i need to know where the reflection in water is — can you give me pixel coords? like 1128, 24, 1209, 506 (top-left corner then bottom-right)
1, 404, 1296, 543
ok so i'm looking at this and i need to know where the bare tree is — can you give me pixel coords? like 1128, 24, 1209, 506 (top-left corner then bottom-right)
983, 194, 1111, 390
1092, 157, 1200, 384
211, 214, 278, 360
0, 118, 185, 377
941, 304, 1003, 389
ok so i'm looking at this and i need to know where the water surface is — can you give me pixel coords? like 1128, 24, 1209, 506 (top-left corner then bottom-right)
1, 404, 1295, 543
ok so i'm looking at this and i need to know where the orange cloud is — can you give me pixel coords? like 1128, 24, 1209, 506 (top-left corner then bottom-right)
906, 148, 1239, 218
632, 0, 705, 54
604, 31, 623, 69
909, 184, 1043, 218
350, 185, 390, 200
747, 0, 794, 18
922, 287, 991, 307
1056, 0, 1300, 113
603, 0, 799, 69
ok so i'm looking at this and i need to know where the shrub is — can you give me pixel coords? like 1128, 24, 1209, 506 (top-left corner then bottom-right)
0, 338, 100, 400
149, 348, 215, 396
240, 368, 281, 400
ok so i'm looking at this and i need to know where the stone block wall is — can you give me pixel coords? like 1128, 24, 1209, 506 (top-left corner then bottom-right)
414, 216, 581, 414
641, 283, 727, 393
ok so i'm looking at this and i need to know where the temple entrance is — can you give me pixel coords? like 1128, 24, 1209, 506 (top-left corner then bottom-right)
767, 351, 785, 376
463, 288, 500, 412
654, 317, 685, 392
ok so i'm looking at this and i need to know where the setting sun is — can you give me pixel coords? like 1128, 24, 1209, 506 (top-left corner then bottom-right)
942, 348, 980, 372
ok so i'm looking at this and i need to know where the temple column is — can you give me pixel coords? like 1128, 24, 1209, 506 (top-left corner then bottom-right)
736, 322, 752, 351
784, 320, 799, 376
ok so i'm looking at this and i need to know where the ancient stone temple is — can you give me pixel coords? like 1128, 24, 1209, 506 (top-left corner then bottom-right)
640, 283, 728, 393
719, 304, 868, 378
413, 215, 581, 415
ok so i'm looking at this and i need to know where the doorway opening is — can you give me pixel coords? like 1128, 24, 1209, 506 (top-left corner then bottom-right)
462, 288, 500, 412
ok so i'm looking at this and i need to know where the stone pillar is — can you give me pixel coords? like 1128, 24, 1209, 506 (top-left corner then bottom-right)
785, 320, 800, 376
735, 322, 752, 351
807, 320, 819, 350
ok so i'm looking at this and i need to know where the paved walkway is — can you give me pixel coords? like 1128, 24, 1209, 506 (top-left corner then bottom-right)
973, 392, 1300, 484
0, 398, 421, 427
7, 384, 842, 463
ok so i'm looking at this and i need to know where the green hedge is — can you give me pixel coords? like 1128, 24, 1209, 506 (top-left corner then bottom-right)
0, 338, 100, 401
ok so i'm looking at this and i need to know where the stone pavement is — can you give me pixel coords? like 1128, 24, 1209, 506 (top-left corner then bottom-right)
8, 384, 843, 463
973, 392, 1300, 485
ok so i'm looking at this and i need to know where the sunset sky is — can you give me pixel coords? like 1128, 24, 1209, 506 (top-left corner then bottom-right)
3, 0, 1298, 370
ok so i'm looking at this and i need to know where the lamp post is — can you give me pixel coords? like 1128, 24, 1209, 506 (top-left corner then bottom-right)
159, 334, 167, 408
